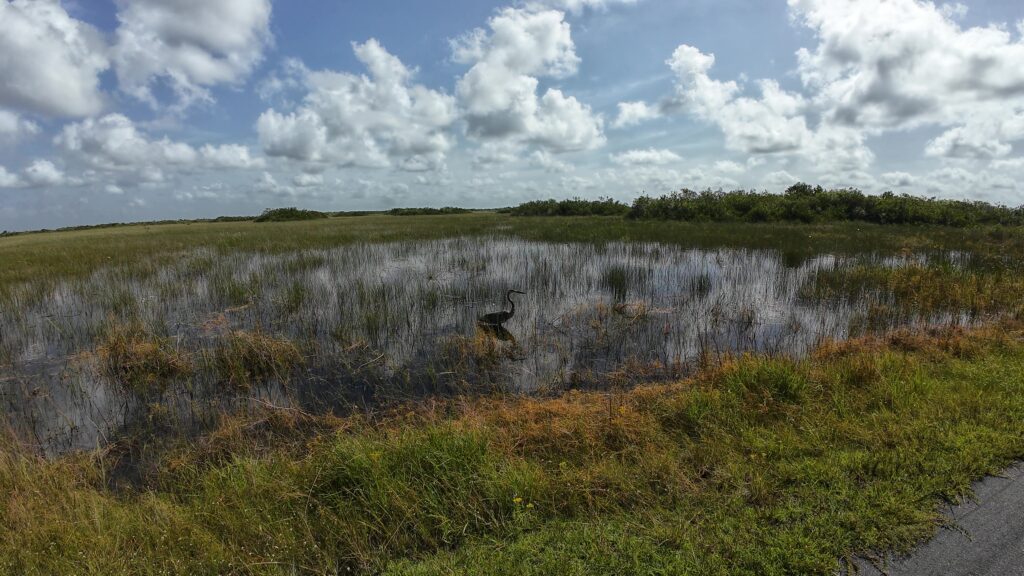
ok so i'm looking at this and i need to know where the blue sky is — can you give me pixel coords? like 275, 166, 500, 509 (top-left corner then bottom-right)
1, 0, 1023, 231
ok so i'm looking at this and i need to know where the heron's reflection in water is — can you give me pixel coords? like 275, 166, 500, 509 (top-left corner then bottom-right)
476, 321, 517, 343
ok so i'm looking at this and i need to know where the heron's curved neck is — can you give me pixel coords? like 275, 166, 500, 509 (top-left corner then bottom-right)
506, 291, 515, 314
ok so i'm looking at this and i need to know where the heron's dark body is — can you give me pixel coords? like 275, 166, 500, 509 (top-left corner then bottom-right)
479, 290, 524, 326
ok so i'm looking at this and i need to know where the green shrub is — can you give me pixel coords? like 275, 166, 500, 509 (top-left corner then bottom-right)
626, 185, 1024, 227
255, 207, 329, 223
510, 197, 630, 217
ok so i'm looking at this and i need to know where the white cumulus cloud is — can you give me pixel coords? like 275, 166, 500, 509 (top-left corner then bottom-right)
529, 150, 571, 172
616, 0, 1024, 193
200, 144, 265, 169
454, 8, 605, 153
0, 110, 40, 141
57, 114, 198, 170
791, 0, 1024, 130
23, 160, 65, 187
113, 0, 273, 109
881, 172, 915, 187
790, 0, 1024, 165
611, 148, 682, 166
54, 114, 263, 193
0, 0, 109, 118
924, 113, 1024, 159
666, 45, 811, 154
258, 39, 458, 172
612, 101, 661, 129
763, 170, 801, 190
713, 160, 746, 175
0, 166, 22, 188
473, 141, 525, 168
527, 0, 639, 15
292, 173, 324, 188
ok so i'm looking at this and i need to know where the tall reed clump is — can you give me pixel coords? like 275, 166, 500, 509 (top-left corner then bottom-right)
436, 331, 517, 393
97, 320, 192, 395
804, 262, 1024, 319
212, 329, 304, 391
601, 264, 647, 302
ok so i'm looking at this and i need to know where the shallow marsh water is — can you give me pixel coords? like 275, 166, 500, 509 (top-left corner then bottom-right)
0, 238, 982, 454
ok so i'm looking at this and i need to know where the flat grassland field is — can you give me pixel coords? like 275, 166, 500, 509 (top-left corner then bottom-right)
2, 213, 1024, 575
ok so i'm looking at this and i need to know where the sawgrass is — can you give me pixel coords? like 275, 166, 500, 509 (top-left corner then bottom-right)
3, 214, 1023, 294
97, 320, 193, 396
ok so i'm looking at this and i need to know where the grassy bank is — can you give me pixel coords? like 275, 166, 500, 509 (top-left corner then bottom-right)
2, 322, 1023, 574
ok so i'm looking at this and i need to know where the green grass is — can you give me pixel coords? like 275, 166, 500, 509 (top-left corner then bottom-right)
2, 323, 1023, 574
804, 261, 1024, 320
2, 213, 1023, 294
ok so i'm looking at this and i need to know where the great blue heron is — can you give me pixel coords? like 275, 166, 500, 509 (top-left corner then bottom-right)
478, 290, 526, 326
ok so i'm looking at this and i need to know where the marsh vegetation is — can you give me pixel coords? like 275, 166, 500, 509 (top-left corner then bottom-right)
4, 234, 1020, 456
1, 213, 1023, 574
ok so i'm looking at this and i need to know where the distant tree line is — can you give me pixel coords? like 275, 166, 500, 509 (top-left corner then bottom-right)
629, 185, 1024, 226
509, 185, 1024, 226
387, 207, 474, 216
6, 185, 1022, 238
255, 206, 476, 221
254, 207, 330, 222
331, 210, 380, 217
1, 215, 256, 237
507, 197, 631, 217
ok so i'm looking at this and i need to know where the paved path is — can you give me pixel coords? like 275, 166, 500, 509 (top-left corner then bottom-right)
856, 464, 1024, 576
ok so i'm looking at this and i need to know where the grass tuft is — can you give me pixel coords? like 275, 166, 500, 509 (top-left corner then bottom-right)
97, 320, 192, 395
212, 330, 304, 391
725, 357, 810, 405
